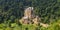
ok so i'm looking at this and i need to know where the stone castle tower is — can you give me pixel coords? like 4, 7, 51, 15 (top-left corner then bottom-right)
19, 7, 41, 25
24, 7, 34, 19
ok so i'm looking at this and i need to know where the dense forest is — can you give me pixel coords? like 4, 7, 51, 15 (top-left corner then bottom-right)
0, 0, 60, 30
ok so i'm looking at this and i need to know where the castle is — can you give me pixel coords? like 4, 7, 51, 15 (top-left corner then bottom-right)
19, 7, 49, 28
19, 7, 41, 25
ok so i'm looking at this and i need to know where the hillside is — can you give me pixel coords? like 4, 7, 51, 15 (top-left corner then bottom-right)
0, 0, 60, 30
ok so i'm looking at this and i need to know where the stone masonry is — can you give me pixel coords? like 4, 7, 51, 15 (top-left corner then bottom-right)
19, 7, 41, 25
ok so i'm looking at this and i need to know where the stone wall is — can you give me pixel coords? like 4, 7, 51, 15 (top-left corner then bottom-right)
19, 7, 41, 25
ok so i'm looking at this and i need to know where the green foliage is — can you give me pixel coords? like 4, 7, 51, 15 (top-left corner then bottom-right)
5, 27, 12, 30
0, 20, 60, 30
0, 0, 60, 30
0, 0, 60, 23
22, 24, 37, 30
57, 0, 60, 2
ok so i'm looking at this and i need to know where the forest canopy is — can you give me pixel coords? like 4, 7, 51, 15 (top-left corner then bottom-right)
0, 0, 60, 23
0, 0, 60, 30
